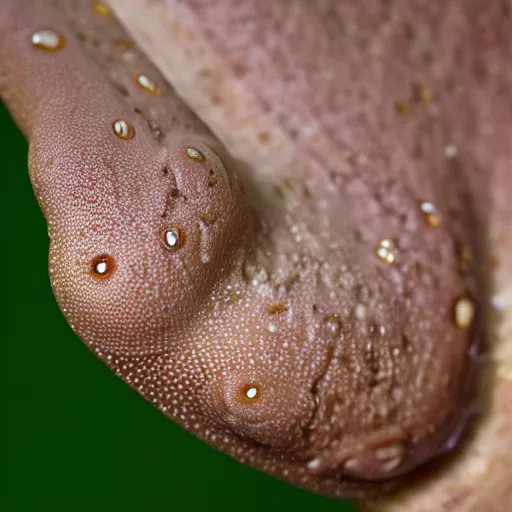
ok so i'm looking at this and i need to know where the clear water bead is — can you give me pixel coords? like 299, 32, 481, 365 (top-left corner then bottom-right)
31, 30, 65, 51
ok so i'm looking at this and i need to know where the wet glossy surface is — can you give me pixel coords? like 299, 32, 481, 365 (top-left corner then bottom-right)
3, 0, 508, 501
3, 103, 356, 511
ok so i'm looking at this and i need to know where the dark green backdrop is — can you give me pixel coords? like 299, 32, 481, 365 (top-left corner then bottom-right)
3, 103, 356, 512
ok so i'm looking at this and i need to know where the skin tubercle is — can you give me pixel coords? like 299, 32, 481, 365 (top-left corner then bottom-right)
1, 0, 494, 500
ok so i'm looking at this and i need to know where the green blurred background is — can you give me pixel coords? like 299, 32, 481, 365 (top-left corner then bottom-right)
3, 103, 356, 512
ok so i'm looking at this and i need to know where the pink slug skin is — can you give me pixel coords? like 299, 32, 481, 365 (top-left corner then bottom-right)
2, 0, 507, 499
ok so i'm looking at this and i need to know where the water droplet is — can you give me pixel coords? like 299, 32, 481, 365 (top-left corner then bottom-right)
245, 387, 258, 399
91, 254, 116, 279
267, 303, 288, 314
96, 261, 107, 273
454, 297, 475, 329
162, 228, 184, 251
444, 144, 458, 159
376, 239, 396, 264
136, 74, 161, 95
112, 120, 135, 140
420, 201, 441, 228
90, 1, 111, 16
185, 147, 205, 162
31, 30, 66, 51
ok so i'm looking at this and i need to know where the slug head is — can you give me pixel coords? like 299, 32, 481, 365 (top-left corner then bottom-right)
29, 126, 252, 355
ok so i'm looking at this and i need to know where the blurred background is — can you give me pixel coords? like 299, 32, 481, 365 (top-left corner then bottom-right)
3, 102, 356, 512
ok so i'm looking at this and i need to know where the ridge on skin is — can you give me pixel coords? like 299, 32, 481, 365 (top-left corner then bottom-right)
0, 0, 489, 499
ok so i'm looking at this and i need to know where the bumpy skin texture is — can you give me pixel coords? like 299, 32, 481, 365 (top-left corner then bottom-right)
0, 0, 496, 499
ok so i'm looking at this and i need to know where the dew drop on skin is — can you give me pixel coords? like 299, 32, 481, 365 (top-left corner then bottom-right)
454, 297, 475, 329
112, 120, 135, 140
162, 228, 184, 251
240, 385, 260, 402
136, 73, 161, 95
245, 387, 258, 399
420, 201, 441, 228
185, 147, 205, 162
31, 29, 66, 51
91, 255, 116, 279
376, 239, 396, 265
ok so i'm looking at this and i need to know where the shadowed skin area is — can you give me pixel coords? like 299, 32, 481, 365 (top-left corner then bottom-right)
1, 0, 508, 499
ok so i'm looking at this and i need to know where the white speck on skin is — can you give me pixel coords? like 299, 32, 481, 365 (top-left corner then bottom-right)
31, 29, 63, 50
420, 201, 436, 214
375, 444, 404, 461
95, 261, 107, 274
491, 293, 508, 311
165, 230, 179, 247
455, 297, 475, 329
307, 458, 321, 470
354, 303, 366, 320
245, 387, 258, 399
444, 144, 458, 159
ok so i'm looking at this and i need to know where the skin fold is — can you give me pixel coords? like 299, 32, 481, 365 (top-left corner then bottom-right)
1, 0, 510, 500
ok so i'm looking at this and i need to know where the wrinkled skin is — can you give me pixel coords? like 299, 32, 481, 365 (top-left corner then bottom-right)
1, 0, 510, 500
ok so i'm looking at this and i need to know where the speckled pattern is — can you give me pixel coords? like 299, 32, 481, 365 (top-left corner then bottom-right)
1, 0, 505, 499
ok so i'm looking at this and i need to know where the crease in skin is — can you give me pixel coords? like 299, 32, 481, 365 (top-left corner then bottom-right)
1, 0, 503, 500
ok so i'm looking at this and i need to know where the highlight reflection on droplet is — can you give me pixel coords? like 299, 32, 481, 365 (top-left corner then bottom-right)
31, 29, 66, 51
454, 297, 475, 329
136, 74, 161, 95
376, 239, 396, 264
112, 120, 135, 140
185, 147, 205, 162
162, 228, 184, 251
91, 254, 116, 279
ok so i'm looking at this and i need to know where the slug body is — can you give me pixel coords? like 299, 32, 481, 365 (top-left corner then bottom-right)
1, 0, 503, 499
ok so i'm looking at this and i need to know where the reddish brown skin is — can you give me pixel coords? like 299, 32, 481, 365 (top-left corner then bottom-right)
1, 0, 509, 499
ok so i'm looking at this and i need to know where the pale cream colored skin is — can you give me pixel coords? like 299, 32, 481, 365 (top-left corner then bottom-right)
1, 0, 511, 503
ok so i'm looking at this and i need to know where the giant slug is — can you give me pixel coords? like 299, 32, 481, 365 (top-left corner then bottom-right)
2, 0, 506, 499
